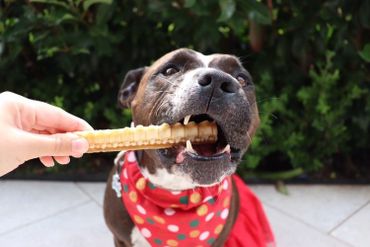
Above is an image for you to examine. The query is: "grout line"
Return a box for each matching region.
[262,202,354,247]
[75,182,104,208]
[328,237,361,247]
[328,199,370,234]
[0,200,92,237]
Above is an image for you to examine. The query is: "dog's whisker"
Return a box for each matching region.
[156,75,180,88]
[151,90,173,95]
[270,113,279,120]
[246,131,252,146]
[154,93,175,118]
[156,91,175,94]
[256,96,281,104]
[237,54,252,64]
[256,110,279,120]
[155,101,167,117]
[149,92,169,118]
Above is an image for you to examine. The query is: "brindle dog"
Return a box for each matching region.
[104,48,260,247]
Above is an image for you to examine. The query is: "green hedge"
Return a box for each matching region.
[1,0,369,179]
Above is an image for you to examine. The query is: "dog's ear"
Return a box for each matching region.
[117,67,147,109]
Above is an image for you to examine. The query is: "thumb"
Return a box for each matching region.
[20,131,89,160]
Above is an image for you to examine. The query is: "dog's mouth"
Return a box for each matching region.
[158,114,241,164]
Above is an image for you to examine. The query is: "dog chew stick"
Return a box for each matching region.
[74,121,218,153]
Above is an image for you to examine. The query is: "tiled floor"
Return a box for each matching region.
[0,180,369,247]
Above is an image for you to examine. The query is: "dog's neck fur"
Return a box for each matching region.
[138,151,197,190]
[138,151,228,191]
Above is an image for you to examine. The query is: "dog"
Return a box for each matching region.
[103,48,275,247]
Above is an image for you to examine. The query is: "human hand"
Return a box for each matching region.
[0,91,93,176]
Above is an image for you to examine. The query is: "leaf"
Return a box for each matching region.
[96,3,114,25]
[168,23,175,33]
[83,0,112,11]
[52,95,64,108]
[326,23,335,41]
[241,0,271,25]
[252,168,305,181]
[30,0,70,9]
[218,0,236,22]
[0,42,4,57]
[359,0,370,28]
[6,42,23,62]
[248,9,271,25]
[56,13,79,25]
[0,22,4,34]
[359,43,370,63]
[275,180,289,195]
[71,47,90,55]
[184,0,196,8]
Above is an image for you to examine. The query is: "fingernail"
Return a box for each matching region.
[72,138,89,154]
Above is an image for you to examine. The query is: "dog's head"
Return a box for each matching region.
[118,48,259,189]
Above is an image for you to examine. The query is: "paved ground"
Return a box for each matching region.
[0,180,369,247]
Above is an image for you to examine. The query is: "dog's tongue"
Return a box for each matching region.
[175,144,217,164]
[193,143,217,156]
[176,151,185,163]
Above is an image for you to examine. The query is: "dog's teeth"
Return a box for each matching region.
[184,115,191,125]
[222,144,231,154]
[75,122,218,153]
[186,140,196,153]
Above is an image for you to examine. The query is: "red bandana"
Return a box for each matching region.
[119,151,232,247]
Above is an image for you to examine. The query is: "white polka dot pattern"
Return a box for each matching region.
[136,204,146,215]
[221,208,229,219]
[199,231,210,241]
[141,228,152,238]
[164,207,176,216]
[223,179,228,190]
[202,196,213,203]
[127,151,136,162]
[205,212,215,222]
[167,224,179,232]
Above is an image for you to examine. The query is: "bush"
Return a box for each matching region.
[1,0,369,180]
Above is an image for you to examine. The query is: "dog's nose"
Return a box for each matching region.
[198,71,238,95]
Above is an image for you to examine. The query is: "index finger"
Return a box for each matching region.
[29,100,93,132]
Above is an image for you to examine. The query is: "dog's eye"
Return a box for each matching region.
[236,75,248,87]
[162,66,179,76]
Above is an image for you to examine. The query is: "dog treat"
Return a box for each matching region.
[75,121,218,153]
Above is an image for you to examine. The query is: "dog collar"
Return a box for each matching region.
[117,151,232,247]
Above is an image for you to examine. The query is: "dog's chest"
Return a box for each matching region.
[116,151,232,247]
[130,226,151,247]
